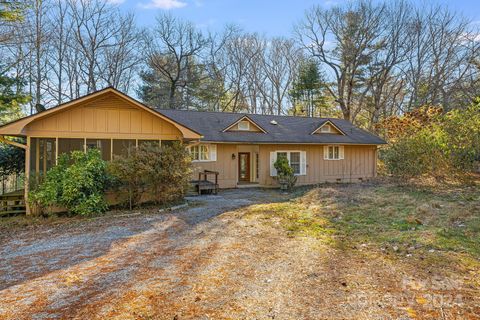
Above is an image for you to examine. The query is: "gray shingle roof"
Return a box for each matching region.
[158,109,387,145]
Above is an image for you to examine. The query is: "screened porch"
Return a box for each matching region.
[29,137,177,177]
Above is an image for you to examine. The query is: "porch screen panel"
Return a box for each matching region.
[112,139,135,157]
[161,140,177,147]
[138,140,160,148]
[86,139,111,161]
[30,138,56,176]
[29,138,37,175]
[58,138,84,156]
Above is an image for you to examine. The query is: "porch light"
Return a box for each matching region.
[232,153,236,160]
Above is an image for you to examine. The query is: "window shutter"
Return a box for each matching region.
[209,144,217,161]
[300,151,307,175]
[323,146,328,160]
[339,146,344,159]
[270,151,277,176]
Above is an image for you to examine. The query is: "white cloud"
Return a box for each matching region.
[139,0,187,9]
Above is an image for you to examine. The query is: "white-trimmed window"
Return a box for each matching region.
[189,144,217,162]
[324,145,344,160]
[270,151,306,176]
[238,120,250,131]
[320,124,331,133]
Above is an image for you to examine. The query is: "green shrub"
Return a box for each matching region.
[381,99,480,178]
[107,148,146,210]
[108,141,191,209]
[441,101,480,171]
[0,139,25,176]
[274,155,297,190]
[29,149,110,215]
[381,127,450,178]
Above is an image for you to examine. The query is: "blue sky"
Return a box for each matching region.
[112,0,480,37]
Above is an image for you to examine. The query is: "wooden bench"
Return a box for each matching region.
[191,170,219,195]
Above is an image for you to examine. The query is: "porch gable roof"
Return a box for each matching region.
[0,87,202,140]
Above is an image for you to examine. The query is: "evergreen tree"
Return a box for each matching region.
[0,75,29,123]
[138,55,224,110]
[0,0,25,22]
[1,0,29,122]
[289,60,329,117]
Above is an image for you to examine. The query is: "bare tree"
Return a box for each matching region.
[362,0,412,129]
[203,24,242,111]
[403,4,480,111]
[262,38,301,115]
[145,14,207,109]
[243,34,266,113]
[5,0,143,111]
[296,1,387,121]
[24,0,50,112]
[100,13,143,92]
[45,0,72,104]
[221,33,263,112]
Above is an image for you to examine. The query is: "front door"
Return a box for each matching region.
[238,152,250,182]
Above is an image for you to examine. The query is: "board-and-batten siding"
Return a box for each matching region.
[191,144,377,189]
[191,144,238,188]
[258,145,376,186]
[25,93,183,140]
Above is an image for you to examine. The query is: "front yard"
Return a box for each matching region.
[0,181,479,319]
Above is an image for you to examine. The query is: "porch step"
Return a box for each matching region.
[0,190,26,216]
[236,183,260,188]
[0,209,26,216]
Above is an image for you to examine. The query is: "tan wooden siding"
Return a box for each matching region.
[201,144,377,188]
[258,145,376,186]
[25,93,183,140]
[191,144,238,188]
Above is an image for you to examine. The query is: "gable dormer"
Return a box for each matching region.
[223,116,267,133]
[311,120,345,135]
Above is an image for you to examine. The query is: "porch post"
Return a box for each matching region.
[55,137,58,165]
[25,136,31,215]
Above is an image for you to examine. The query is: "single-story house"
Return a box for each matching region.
[0,87,386,214]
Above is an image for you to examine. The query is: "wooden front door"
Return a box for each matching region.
[238,152,250,182]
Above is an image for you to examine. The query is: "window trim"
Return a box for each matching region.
[189,143,216,162]
[324,145,344,160]
[272,150,306,176]
[289,151,301,175]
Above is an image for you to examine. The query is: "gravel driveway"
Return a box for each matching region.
[0,187,477,319]
[0,189,287,319]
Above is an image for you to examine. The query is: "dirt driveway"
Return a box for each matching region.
[0,187,478,319]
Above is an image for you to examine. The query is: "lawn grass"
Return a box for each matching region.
[244,180,480,275]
